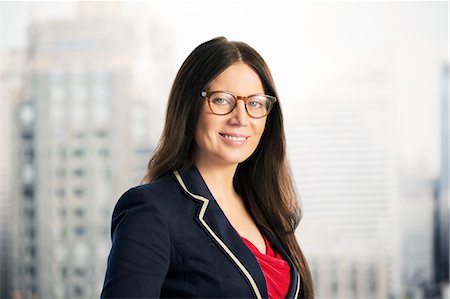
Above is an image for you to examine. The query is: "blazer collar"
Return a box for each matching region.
[173,165,300,299]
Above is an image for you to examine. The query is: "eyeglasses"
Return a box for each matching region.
[201,90,277,119]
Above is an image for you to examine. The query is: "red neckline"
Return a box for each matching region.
[240,234,272,256]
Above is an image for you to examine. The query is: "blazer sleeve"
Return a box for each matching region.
[101,187,171,298]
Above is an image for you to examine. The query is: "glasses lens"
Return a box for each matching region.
[208,92,235,114]
[246,95,273,118]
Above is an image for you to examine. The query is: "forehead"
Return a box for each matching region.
[209,62,264,95]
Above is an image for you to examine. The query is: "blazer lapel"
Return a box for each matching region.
[173,166,268,299]
[260,226,301,299]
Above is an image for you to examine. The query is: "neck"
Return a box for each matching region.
[194,158,239,204]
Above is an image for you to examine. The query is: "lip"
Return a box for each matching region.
[220,132,250,138]
[219,132,250,146]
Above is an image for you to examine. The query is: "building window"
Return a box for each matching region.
[20,102,35,126]
[74,188,84,197]
[368,264,378,295]
[74,285,84,297]
[95,129,108,138]
[23,144,34,163]
[28,245,36,258]
[27,226,36,238]
[22,185,34,198]
[74,208,85,218]
[74,168,85,177]
[24,207,35,219]
[330,261,338,295]
[73,132,86,139]
[22,164,35,184]
[75,226,86,236]
[73,148,84,157]
[74,267,86,276]
[350,264,358,297]
[59,207,67,218]
[26,265,36,276]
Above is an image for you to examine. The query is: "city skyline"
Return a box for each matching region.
[2,1,447,176]
[1,1,448,299]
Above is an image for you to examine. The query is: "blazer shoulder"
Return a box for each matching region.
[114,172,178,209]
[102,176,173,297]
[110,172,180,234]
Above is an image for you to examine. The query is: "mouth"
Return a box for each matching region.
[219,133,250,146]
[219,133,249,141]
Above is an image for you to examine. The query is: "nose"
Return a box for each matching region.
[229,99,249,126]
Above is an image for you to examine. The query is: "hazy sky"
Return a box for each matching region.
[2,1,448,176]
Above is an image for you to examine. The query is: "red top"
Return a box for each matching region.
[241,234,291,299]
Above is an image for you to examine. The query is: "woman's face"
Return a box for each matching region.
[194,62,267,167]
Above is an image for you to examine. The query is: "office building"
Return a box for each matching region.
[12,3,156,298]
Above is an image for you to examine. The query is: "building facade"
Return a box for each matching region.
[12,6,155,298]
[1,49,27,299]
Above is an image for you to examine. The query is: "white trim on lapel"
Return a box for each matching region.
[294,271,300,298]
[174,170,263,299]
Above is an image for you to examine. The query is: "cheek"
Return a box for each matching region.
[254,119,267,138]
[194,117,206,147]
[195,112,220,145]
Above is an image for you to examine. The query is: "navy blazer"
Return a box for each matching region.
[101,165,301,298]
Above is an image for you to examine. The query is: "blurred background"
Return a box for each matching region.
[0,1,448,299]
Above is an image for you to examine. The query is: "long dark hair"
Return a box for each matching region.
[142,36,314,298]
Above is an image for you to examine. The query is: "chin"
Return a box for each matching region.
[220,152,253,165]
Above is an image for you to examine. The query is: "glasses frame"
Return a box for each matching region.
[201,90,277,119]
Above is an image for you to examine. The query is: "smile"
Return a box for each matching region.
[220,134,248,141]
[219,133,249,146]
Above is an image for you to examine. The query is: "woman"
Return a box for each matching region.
[101,36,314,299]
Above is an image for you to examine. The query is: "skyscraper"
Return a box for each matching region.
[12,3,155,298]
[432,64,449,299]
[1,49,26,299]
[398,170,435,298]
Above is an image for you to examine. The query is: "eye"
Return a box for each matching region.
[211,96,232,105]
[212,97,225,104]
[248,101,262,108]
[247,98,264,109]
